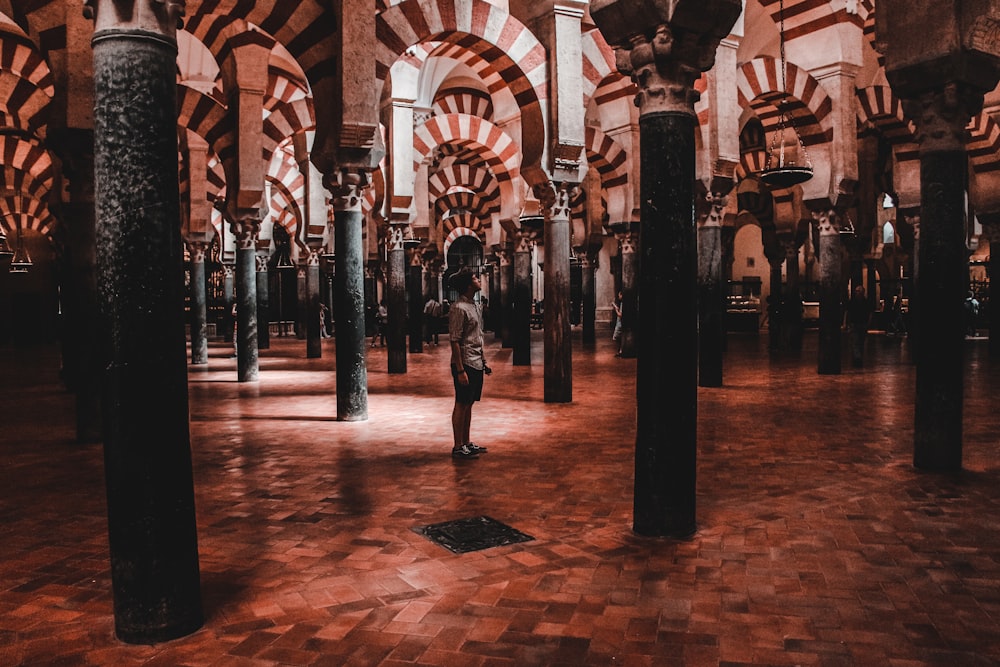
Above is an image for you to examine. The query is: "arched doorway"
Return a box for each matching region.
[444,235,484,301]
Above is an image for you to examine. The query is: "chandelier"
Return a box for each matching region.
[758,0,813,189]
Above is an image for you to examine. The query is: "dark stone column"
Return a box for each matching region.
[189,241,209,363]
[512,233,533,366]
[697,195,725,387]
[52,127,103,441]
[815,210,843,375]
[783,235,804,350]
[222,264,234,343]
[617,227,638,359]
[766,253,783,352]
[386,224,407,373]
[306,250,322,358]
[255,255,269,351]
[537,181,576,403]
[632,108,698,537]
[90,2,202,642]
[329,170,369,421]
[580,250,596,345]
[499,246,513,347]
[408,252,423,353]
[295,266,307,340]
[588,3,740,536]
[232,218,260,382]
[905,86,980,470]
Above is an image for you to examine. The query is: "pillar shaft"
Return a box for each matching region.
[232,220,259,382]
[189,244,208,363]
[633,110,698,537]
[817,212,842,375]
[408,259,423,353]
[499,249,513,348]
[330,171,369,421]
[914,150,967,469]
[91,13,202,643]
[539,182,575,403]
[306,252,321,358]
[697,206,723,387]
[255,256,269,351]
[387,226,407,373]
[618,231,638,358]
[513,235,533,366]
[580,253,596,345]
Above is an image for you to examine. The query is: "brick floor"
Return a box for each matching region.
[1,330,999,665]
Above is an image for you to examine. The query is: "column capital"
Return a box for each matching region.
[255,254,268,272]
[85,0,185,40]
[186,239,209,263]
[230,216,260,249]
[326,168,369,213]
[533,181,579,220]
[590,0,740,116]
[902,82,985,153]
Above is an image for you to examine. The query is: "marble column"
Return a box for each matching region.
[537,181,577,403]
[88,0,201,642]
[408,249,423,354]
[386,224,407,373]
[329,169,369,421]
[222,264,234,343]
[766,250,783,352]
[498,246,513,347]
[782,235,804,350]
[232,217,260,382]
[512,233,533,366]
[189,241,209,363]
[697,193,725,386]
[306,249,322,358]
[906,85,981,470]
[295,266,307,340]
[814,209,843,374]
[589,1,740,535]
[255,254,270,351]
[580,250,596,345]
[617,226,638,359]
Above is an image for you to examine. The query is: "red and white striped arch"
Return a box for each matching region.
[968,112,1000,175]
[434,187,490,224]
[442,217,484,257]
[0,164,51,202]
[584,126,628,189]
[855,85,915,145]
[413,113,519,182]
[0,135,53,198]
[267,175,303,239]
[433,87,493,120]
[737,57,833,147]
[0,193,55,237]
[756,0,872,41]
[376,0,546,171]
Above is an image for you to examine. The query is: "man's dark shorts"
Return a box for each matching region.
[452,365,484,404]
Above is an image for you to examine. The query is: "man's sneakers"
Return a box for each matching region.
[451,442,488,459]
[452,444,479,459]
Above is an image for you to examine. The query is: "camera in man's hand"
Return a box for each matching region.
[483,364,492,376]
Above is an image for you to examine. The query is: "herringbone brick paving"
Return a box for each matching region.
[1,331,999,665]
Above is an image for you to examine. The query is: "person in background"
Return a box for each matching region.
[611,291,623,357]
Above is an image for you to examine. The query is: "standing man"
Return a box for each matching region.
[449,267,491,459]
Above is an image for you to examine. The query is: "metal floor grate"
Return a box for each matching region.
[415,515,534,553]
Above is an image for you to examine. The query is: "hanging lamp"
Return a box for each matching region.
[758,0,813,189]
[9,225,31,273]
